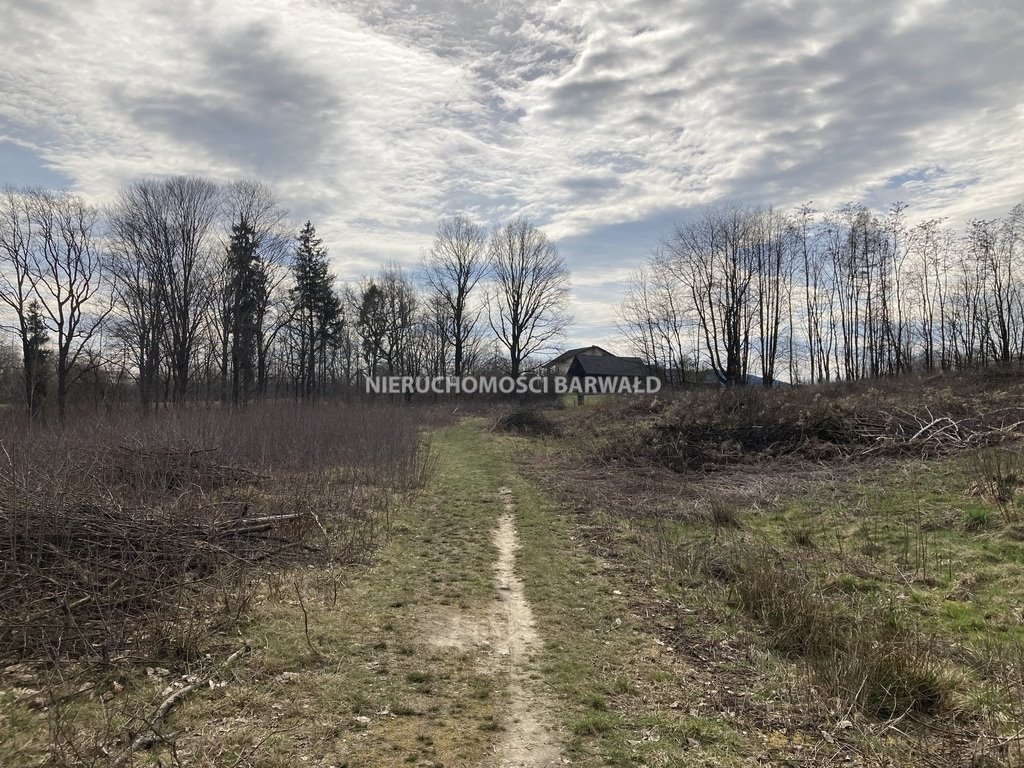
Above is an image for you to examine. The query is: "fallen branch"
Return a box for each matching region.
[113,644,250,765]
[213,512,305,537]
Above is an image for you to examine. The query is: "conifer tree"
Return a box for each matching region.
[225,216,266,405]
[289,222,340,398]
[24,299,50,421]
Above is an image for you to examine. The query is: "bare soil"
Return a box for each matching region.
[426,486,562,767]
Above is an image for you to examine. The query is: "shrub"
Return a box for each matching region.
[493,408,561,437]
[968,447,1023,524]
[726,542,948,718]
[0,401,429,664]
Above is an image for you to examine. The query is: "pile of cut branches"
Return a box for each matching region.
[567,373,1024,470]
[0,441,318,663]
[853,406,1024,457]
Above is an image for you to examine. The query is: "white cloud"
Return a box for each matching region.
[1,0,1022,347]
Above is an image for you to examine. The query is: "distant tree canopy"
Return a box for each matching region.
[620,202,1024,386]
[5,170,1021,418]
[0,176,574,418]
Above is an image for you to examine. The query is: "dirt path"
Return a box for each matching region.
[488,486,561,768]
[426,485,562,767]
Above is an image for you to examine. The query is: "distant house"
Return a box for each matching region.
[545,345,613,376]
[567,354,650,382]
[561,352,655,402]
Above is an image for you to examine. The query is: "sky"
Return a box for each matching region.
[1,0,1022,353]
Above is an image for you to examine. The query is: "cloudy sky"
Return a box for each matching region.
[2,0,1022,349]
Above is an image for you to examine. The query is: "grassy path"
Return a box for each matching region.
[504,445,749,768]
[193,418,751,767]
[164,419,551,767]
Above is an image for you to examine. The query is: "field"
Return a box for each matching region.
[510,373,1024,766]
[2,374,1024,767]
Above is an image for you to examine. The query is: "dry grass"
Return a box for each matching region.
[510,372,1024,766]
[1,402,428,664]
[967,446,1024,524]
[0,401,433,766]
[492,407,563,437]
[718,541,949,719]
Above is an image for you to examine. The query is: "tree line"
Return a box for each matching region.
[0,177,572,421]
[620,201,1024,386]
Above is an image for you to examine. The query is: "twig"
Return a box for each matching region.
[294,581,316,654]
[113,644,249,764]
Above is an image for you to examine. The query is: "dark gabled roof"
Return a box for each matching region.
[569,354,650,377]
[548,345,612,367]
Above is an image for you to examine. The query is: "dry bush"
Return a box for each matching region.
[680,539,950,720]
[565,372,1024,471]
[968,637,1024,766]
[731,544,947,718]
[967,447,1024,524]
[707,493,744,532]
[493,408,562,437]
[0,401,428,665]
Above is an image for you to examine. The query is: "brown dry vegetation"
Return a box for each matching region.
[571,368,1024,470]
[0,401,432,765]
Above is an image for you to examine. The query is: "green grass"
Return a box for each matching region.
[504,438,750,767]
[502,405,1024,766]
[743,455,1024,649]
[634,453,1024,733]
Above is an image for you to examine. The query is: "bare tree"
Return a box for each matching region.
[108,177,221,403]
[619,265,662,374]
[28,190,111,421]
[487,217,571,377]
[356,265,418,377]
[618,259,694,386]
[664,206,756,386]
[968,216,1019,365]
[750,207,791,387]
[0,188,44,418]
[793,204,838,383]
[107,199,164,410]
[906,217,953,371]
[421,292,454,377]
[380,265,420,376]
[422,215,487,376]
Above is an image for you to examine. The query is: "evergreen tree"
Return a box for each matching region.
[289,222,341,398]
[24,299,50,421]
[358,282,388,376]
[225,217,266,405]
